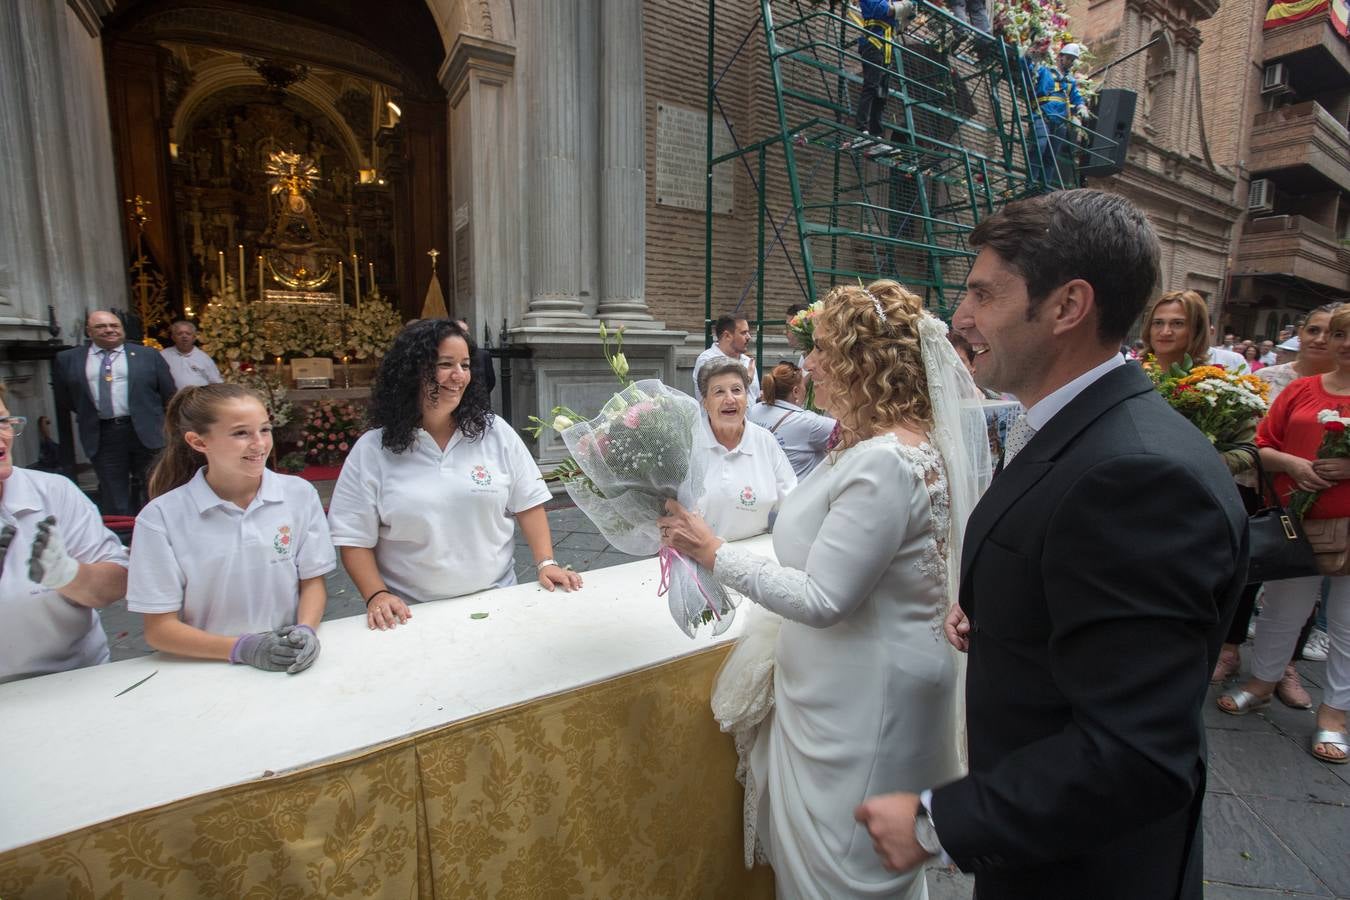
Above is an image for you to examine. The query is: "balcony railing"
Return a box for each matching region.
[1249,102,1350,193]
[1236,214,1350,293]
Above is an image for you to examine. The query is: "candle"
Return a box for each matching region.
[338,260,345,304]
[352,254,361,307]
[368,262,375,293]
[275,356,284,377]
[237,245,245,299]
[257,255,264,301]
[217,251,226,296]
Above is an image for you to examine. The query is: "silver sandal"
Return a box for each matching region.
[1310,729,1349,765]
[1217,688,1272,716]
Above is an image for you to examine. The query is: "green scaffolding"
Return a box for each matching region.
[704,0,1111,358]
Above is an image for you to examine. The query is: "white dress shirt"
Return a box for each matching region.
[693,345,762,403]
[127,468,336,636]
[1024,353,1126,430]
[0,468,129,682]
[689,417,797,541]
[161,346,224,389]
[84,344,129,417]
[328,422,553,603]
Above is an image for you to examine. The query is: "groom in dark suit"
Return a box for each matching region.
[53,310,177,516]
[856,190,1247,899]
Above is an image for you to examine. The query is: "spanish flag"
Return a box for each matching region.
[1264,0,1346,36]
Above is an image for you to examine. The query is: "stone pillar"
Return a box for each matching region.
[524,0,587,324]
[597,0,660,328]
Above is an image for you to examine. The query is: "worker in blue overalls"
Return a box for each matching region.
[1027,42,1090,188]
[852,0,917,148]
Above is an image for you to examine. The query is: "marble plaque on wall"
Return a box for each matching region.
[656,102,734,215]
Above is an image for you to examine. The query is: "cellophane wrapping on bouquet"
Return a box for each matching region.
[559,379,738,637]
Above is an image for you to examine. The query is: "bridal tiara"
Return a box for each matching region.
[865,289,888,326]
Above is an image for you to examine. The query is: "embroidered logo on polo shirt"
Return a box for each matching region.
[738,486,757,508]
[470,465,492,487]
[273,525,293,556]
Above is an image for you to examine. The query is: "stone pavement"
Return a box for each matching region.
[93,499,1350,898]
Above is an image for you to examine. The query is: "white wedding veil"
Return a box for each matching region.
[916,312,991,771]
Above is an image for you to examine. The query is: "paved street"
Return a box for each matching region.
[95,498,1350,898]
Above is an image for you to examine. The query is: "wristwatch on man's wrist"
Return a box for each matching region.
[914,800,943,857]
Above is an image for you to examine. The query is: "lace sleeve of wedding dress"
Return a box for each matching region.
[713,440,919,628]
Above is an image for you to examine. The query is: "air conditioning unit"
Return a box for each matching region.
[1261,63,1290,94]
[1248,178,1276,214]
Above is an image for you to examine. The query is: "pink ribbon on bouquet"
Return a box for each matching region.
[657,546,721,622]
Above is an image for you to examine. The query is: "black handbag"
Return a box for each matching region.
[1245,447,1319,584]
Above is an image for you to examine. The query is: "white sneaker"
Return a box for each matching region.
[1303,628,1329,662]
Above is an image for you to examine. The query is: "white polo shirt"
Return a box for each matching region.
[746,399,837,478]
[0,467,129,683]
[160,346,224,389]
[327,421,552,603]
[689,417,796,542]
[127,468,335,635]
[693,345,762,403]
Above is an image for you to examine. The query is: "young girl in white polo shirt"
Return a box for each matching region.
[127,384,335,673]
[328,318,581,631]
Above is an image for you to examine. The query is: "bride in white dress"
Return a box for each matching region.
[659,280,987,899]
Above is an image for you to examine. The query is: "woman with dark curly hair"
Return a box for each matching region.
[328,319,581,631]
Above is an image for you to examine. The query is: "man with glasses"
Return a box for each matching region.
[53,311,176,516]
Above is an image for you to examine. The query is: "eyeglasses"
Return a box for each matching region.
[0,416,27,436]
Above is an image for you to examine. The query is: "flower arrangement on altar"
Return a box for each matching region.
[345,291,404,360]
[1144,355,1269,473]
[223,362,295,429]
[301,399,364,466]
[197,293,403,365]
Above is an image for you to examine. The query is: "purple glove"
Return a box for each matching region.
[278,623,320,674]
[229,631,300,672]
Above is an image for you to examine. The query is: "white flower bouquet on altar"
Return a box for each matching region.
[558,379,739,637]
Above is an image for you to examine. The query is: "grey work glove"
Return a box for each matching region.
[0,524,17,579]
[229,630,301,672]
[893,0,916,27]
[277,624,320,675]
[28,515,79,590]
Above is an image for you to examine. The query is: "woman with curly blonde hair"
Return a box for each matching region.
[658,279,987,898]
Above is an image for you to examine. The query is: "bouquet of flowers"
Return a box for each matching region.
[558,379,737,637]
[301,399,364,466]
[1145,355,1270,474]
[345,293,403,360]
[1289,411,1350,519]
[787,300,822,353]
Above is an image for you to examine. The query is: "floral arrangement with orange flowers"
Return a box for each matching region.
[1289,411,1350,519]
[301,399,364,466]
[1144,354,1270,473]
[787,300,823,353]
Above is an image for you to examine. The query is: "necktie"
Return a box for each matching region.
[98,349,116,419]
[1003,413,1036,466]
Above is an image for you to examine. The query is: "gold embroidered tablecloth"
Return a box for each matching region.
[0,647,773,899]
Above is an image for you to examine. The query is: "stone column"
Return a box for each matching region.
[524,0,587,324]
[597,0,660,328]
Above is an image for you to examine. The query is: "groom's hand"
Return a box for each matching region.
[944,604,971,652]
[855,792,932,873]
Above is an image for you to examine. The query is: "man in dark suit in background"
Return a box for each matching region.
[856,190,1248,899]
[53,310,177,516]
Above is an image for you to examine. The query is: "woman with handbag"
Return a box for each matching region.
[1217,307,1350,765]
[1213,304,1341,696]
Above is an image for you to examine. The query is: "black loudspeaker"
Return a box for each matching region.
[1079,88,1136,178]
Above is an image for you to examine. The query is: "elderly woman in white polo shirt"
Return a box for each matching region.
[691,358,797,542]
[329,319,581,631]
[0,384,129,683]
[747,360,837,479]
